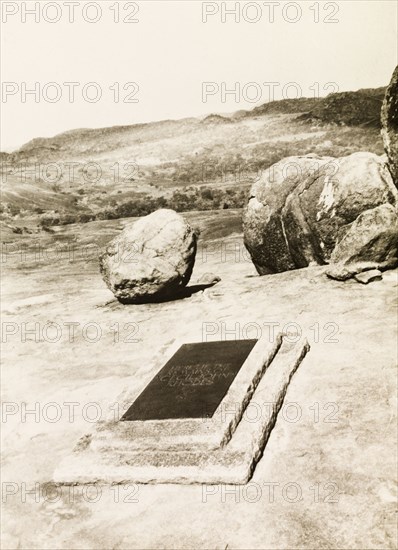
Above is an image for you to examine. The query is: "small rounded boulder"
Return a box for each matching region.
[99,209,197,303]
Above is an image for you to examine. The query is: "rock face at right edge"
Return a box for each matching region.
[243,152,398,275]
[381,65,398,187]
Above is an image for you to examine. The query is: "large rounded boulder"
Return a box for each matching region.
[243,152,398,275]
[100,209,197,303]
[381,65,398,187]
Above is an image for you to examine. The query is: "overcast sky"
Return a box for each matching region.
[1,0,397,150]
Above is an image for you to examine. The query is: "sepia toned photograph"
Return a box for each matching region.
[1,1,397,548]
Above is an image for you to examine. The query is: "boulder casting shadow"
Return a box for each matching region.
[116,281,219,304]
[100,209,198,304]
[243,152,398,275]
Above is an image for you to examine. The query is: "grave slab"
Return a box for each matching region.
[121,339,258,420]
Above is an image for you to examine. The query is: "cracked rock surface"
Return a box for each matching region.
[99,209,197,303]
[243,152,398,275]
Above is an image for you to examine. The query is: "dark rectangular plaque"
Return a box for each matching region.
[121,339,258,421]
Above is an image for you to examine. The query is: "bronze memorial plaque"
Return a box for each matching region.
[121,339,258,421]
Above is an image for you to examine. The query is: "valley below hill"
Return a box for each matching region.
[1,87,386,231]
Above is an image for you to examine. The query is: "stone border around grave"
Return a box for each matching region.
[53,336,310,485]
[89,334,283,453]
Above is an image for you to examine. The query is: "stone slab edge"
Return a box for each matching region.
[90,333,283,452]
[53,337,310,485]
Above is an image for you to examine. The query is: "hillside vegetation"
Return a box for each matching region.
[0,87,386,231]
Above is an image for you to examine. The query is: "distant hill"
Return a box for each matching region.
[5,86,386,160]
[0,86,387,229]
[201,114,233,125]
[301,87,386,127]
[244,87,386,127]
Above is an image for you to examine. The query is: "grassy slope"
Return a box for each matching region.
[0,87,386,228]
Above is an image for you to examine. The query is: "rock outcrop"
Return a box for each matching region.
[326,257,398,281]
[381,66,398,187]
[196,273,221,286]
[354,269,383,285]
[99,209,197,303]
[330,203,398,264]
[243,152,398,275]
